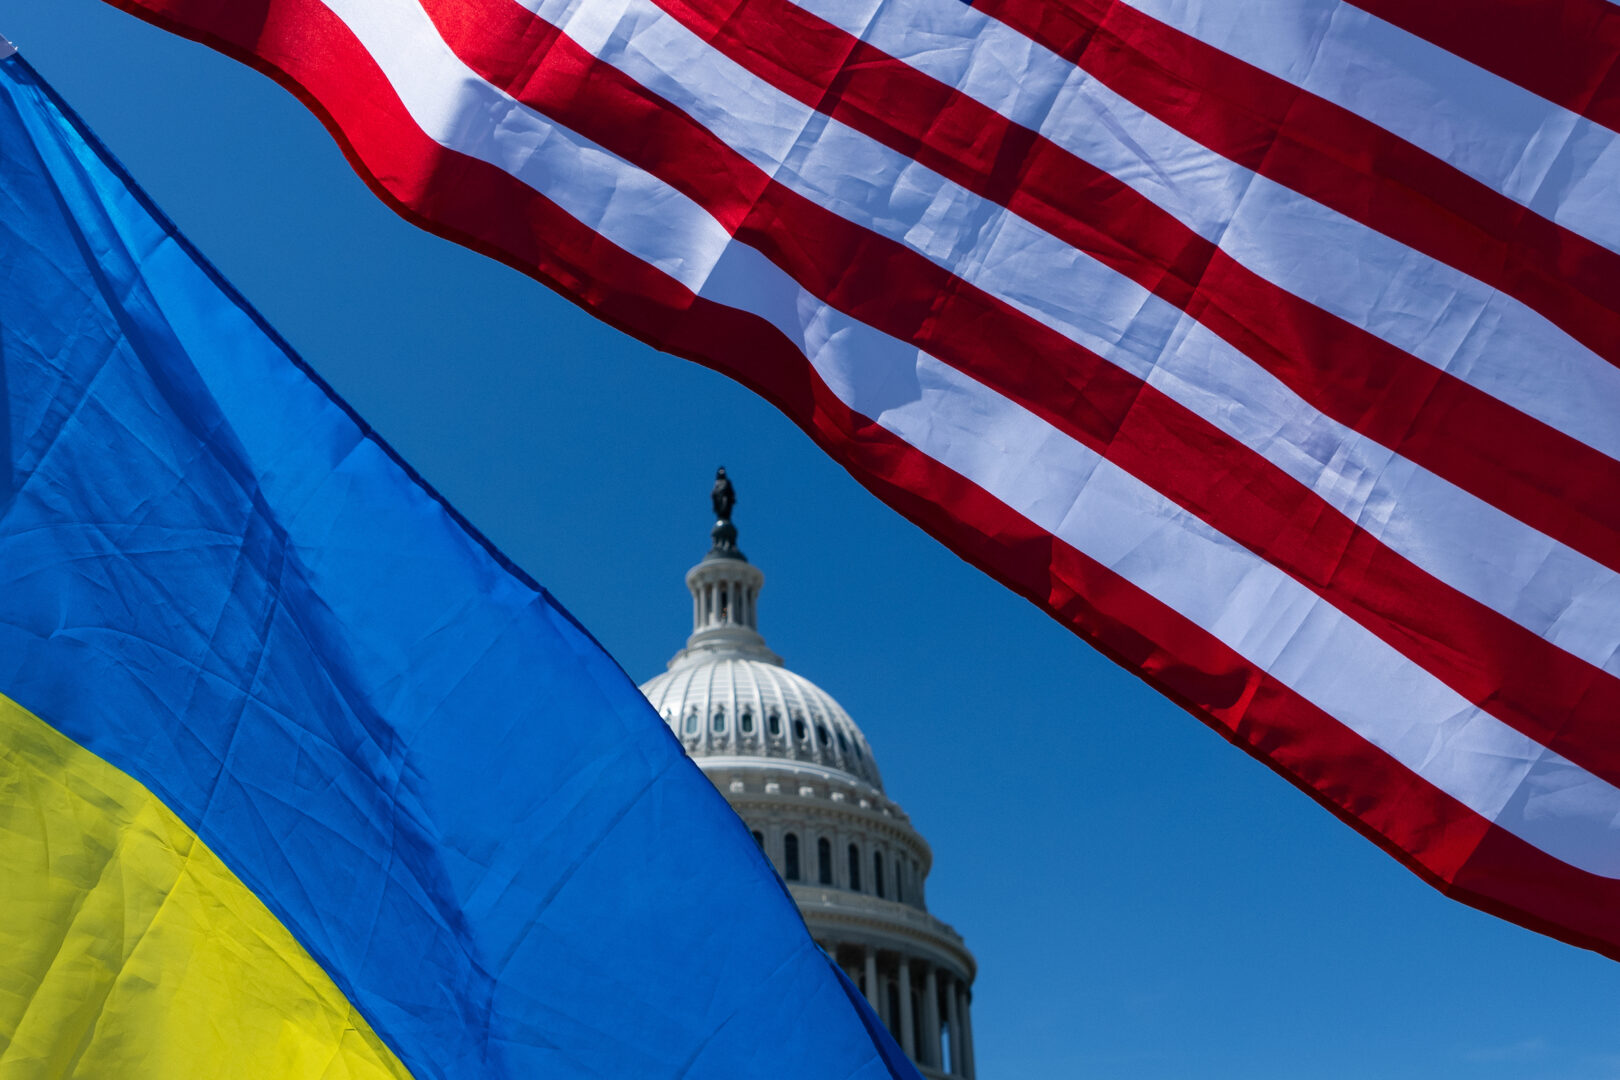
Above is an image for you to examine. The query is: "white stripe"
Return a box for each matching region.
[321,0,1620,876]
[319,0,730,291]
[511,0,1620,678]
[781,0,1620,467]
[1118,0,1620,256]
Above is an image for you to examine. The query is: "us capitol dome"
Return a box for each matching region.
[639,469,978,1079]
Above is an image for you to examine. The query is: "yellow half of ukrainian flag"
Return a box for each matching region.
[0,692,411,1079]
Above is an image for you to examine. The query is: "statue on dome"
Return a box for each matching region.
[708,467,744,560]
[711,466,736,522]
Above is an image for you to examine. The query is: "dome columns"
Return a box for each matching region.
[834,945,973,1078]
[678,558,781,665]
[897,954,916,1059]
[900,958,973,1079]
[863,945,880,1014]
[923,965,940,1068]
[948,976,971,1080]
[688,559,763,635]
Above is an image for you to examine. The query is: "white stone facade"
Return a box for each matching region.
[640,503,977,1078]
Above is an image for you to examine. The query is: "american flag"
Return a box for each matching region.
[104,0,1620,957]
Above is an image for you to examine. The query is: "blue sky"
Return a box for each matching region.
[6,4,1620,1076]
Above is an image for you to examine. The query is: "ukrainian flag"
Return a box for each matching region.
[0,48,912,1080]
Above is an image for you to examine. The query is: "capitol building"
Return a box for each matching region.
[639,472,978,1079]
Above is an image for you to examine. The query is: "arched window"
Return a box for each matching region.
[848,843,862,892]
[751,830,764,849]
[684,709,698,735]
[895,863,904,904]
[784,833,801,881]
[793,716,807,741]
[837,731,849,755]
[712,708,726,734]
[874,852,885,898]
[740,707,755,734]
[768,709,782,736]
[816,723,831,746]
[817,837,833,885]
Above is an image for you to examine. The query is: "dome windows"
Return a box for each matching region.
[817,838,833,885]
[874,852,885,899]
[784,833,801,881]
[847,844,862,892]
[639,663,884,789]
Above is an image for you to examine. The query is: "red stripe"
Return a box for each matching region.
[970,0,1620,375]
[409,0,1620,793]
[635,0,1620,599]
[103,0,1620,962]
[1350,0,1620,137]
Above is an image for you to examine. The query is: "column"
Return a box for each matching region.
[897,955,915,1061]
[862,946,879,1011]
[960,990,975,1080]
[945,974,962,1076]
[876,964,890,1028]
[765,824,782,877]
[922,963,940,1068]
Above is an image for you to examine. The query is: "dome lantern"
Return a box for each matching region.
[669,467,781,668]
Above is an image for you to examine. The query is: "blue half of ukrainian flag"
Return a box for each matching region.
[0,49,915,1080]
